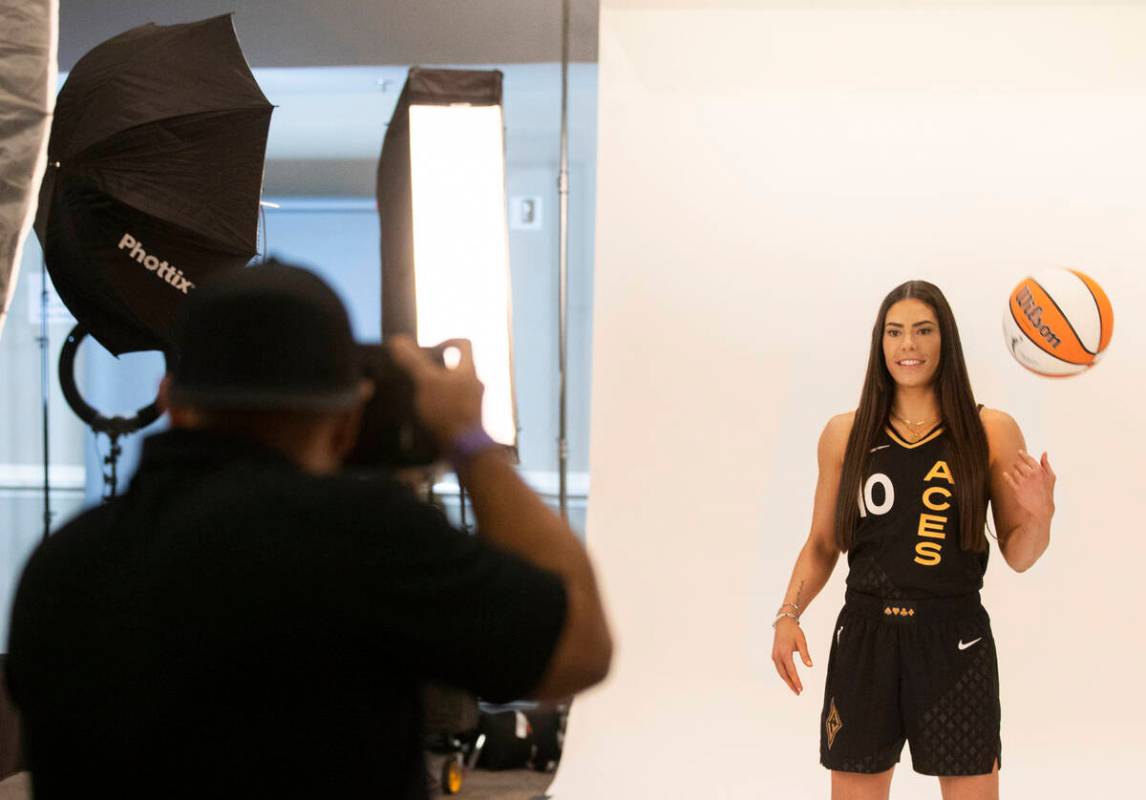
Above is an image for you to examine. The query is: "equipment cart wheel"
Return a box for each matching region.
[441,753,463,795]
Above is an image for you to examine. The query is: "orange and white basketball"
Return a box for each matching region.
[1003,269,1114,377]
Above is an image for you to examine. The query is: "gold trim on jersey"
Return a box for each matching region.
[885,426,944,450]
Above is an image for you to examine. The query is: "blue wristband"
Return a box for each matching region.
[449,426,497,469]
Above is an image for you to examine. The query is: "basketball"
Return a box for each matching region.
[1003,269,1114,377]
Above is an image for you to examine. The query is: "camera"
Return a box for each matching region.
[343,343,444,469]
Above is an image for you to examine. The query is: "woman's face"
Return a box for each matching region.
[882,298,941,389]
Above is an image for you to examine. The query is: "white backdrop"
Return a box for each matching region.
[552,2,1146,797]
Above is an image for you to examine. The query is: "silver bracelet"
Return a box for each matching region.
[772,611,800,628]
[778,600,801,613]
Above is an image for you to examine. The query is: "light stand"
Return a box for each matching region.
[39,259,51,539]
[557,0,572,521]
[56,326,165,501]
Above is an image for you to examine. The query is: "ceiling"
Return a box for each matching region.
[255,64,598,162]
[56,3,600,195]
[58,0,599,70]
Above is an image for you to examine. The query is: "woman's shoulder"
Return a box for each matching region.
[977,406,1023,460]
[978,406,1019,435]
[818,410,856,460]
[824,410,856,434]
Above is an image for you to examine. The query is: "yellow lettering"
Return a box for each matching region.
[917,513,947,539]
[922,486,951,511]
[914,541,942,566]
[914,475,951,566]
[923,460,954,484]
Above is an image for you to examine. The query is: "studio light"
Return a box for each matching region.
[378,68,517,450]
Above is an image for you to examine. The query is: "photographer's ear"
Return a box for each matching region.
[357,377,376,405]
[157,374,172,413]
[158,374,205,429]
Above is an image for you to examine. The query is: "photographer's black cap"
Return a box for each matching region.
[168,260,362,411]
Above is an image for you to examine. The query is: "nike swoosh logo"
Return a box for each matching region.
[958,637,983,651]
[869,444,890,453]
[837,625,844,645]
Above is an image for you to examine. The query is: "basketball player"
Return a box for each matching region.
[771,281,1055,800]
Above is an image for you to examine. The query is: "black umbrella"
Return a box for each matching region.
[33,14,272,356]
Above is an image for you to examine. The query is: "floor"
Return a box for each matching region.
[441,767,553,800]
[0,773,27,800]
[425,751,554,799]
[1,769,554,800]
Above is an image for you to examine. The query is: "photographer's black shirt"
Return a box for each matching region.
[5,428,567,799]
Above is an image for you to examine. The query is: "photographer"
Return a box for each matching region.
[5,262,612,798]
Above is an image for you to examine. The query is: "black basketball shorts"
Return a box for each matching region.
[819,590,1001,776]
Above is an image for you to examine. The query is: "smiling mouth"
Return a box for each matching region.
[896,359,926,367]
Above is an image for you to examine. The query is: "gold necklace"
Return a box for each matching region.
[890,409,938,442]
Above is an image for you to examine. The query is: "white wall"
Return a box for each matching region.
[553,2,1146,797]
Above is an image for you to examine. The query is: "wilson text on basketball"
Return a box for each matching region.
[1014,286,1063,349]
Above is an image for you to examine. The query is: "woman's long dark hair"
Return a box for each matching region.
[833,281,990,553]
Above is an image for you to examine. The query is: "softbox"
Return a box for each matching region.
[377,68,518,449]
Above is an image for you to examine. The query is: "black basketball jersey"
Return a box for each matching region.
[846,424,988,599]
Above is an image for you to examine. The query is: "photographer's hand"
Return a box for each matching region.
[387,334,613,700]
[387,336,484,447]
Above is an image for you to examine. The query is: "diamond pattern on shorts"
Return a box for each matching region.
[829,738,904,774]
[847,556,904,599]
[912,644,1001,775]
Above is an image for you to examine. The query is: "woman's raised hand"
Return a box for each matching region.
[1002,450,1056,522]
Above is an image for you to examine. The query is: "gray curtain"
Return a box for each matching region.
[0,0,57,341]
